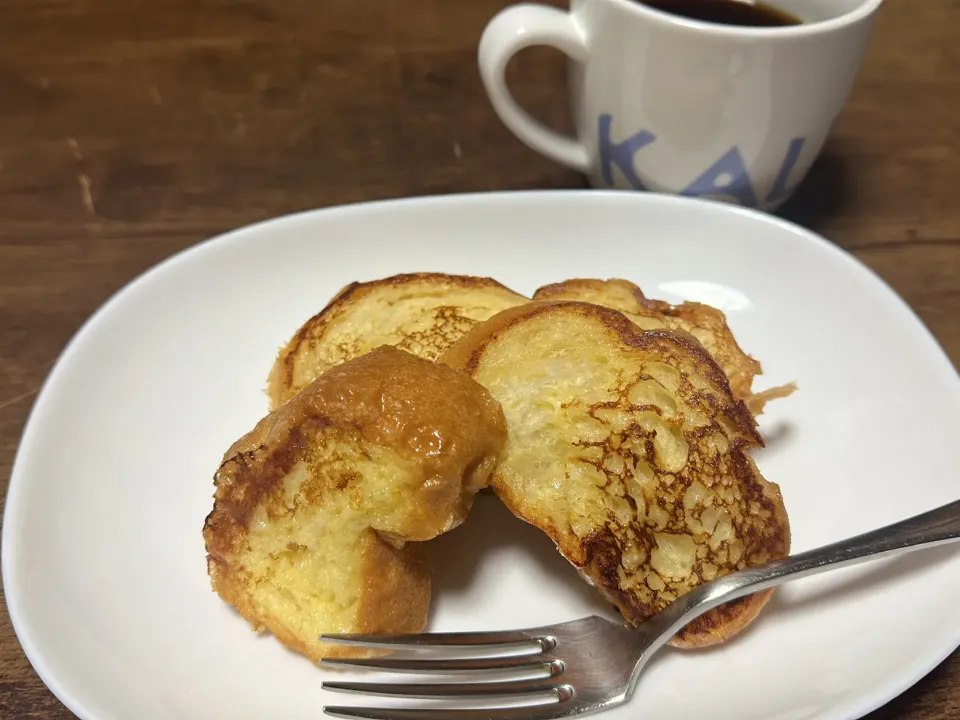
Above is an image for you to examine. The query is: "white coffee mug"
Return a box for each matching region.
[479,0,883,211]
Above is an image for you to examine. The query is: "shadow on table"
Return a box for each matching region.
[778,147,851,232]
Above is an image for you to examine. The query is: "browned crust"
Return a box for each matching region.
[443,300,759,441]
[355,532,431,635]
[669,589,776,648]
[208,346,507,556]
[202,417,323,562]
[268,273,527,407]
[497,443,787,649]
[532,279,764,402]
[534,278,649,314]
[440,300,790,647]
[205,347,507,661]
[641,297,762,401]
[206,532,430,661]
[670,449,790,647]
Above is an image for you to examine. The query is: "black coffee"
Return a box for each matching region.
[638,0,801,27]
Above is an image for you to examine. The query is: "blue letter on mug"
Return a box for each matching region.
[598,114,655,190]
[765,137,805,205]
[681,146,758,207]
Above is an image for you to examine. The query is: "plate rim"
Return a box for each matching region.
[3,189,957,720]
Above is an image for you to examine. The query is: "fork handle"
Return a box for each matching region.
[657,497,960,641]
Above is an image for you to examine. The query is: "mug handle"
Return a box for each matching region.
[478,4,591,173]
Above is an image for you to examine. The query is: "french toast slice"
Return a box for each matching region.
[532,279,784,409]
[204,346,506,661]
[268,273,527,409]
[441,301,790,647]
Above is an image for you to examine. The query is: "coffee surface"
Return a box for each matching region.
[637,0,801,27]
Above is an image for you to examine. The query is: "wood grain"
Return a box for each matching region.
[0,0,957,717]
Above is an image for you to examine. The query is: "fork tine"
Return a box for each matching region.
[322,703,569,720]
[321,655,563,675]
[323,677,565,699]
[320,630,552,651]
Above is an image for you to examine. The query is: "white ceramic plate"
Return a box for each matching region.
[4,191,960,720]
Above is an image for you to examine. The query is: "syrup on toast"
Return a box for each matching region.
[442,301,790,647]
[204,346,506,661]
[532,278,795,411]
[268,273,527,409]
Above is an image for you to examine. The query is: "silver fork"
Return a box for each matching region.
[319,498,960,720]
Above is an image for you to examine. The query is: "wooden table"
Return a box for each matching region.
[1,0,957,717]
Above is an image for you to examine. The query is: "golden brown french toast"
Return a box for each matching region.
[268,273,528,409]
[532,279,766,405]
[204,346,507,661]
[442,301,790,647]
